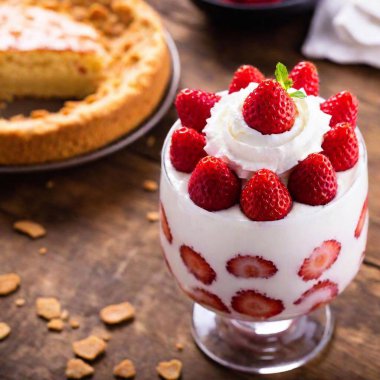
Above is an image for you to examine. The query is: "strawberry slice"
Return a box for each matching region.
[160,203,173,244]
[180,245,216,285]
[161,247,173,275]
[226,255,278,279]
[231,290,284,319]
[294,280,339,313]
[298,240,341,281]
[355,196,368,239]
[187,287,229,313]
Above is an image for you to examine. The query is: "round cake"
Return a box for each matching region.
[0,0,171,165]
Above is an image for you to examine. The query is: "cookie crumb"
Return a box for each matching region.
[70,319,80,329]
[92,328,111,342]
[66,358,94,379]
[156,360,182,380]
[146,211,159,223]
[146,136,156,147]
[36,297,61,320]
[46,180,55,189]
[142,180,158,192]
[175,343,184,352]
[47,318,64,332]
[0,273,21,296]
[61,310,70,321]
[100,302,135,325]
[15,298,26,307]
[72,335,106,361]
[39,247,48,255]
[113,359,136,379]
[14,220,46,239]
[0,323,11,341]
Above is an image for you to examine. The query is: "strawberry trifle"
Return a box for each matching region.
[159,62,368,373]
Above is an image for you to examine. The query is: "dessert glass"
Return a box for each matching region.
[159,115,368,374]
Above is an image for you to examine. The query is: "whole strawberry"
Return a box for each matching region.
[240,169,292,221]
[288,153,337,206]
[229,65,265,94]
[170,127,206,173]
[243,79,296,135]
[188,156,240,211]
[322,122,359,172]
[175,89,220,132]
[289,61,319,96]
[320,91,358,128]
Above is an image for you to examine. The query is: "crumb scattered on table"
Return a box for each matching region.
[15,298,26,307]
[100,302,135,325]
[146,135,156,147]
[175,342,184,352]
[14,220,46,239]
[113,359,136,379]
[146,211,159,223]
[91,327,111,342]
[39,247,48,255]
[36,297,61,320]
[143,179,158,192]
[156,360,182,380]
[0,273,21,296]
[72,335,106,361]
[66,358,94,379]
[0,323,11,341]
[61,310,70,321]
[47,318,64,332]
[69,319,80,329]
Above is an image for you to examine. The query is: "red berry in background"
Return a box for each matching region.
[229,65,265,94]
[188,156,240,212]
[322,122,359,172]
[288,153,338,206]
[289,61,319,96]
[175,89,221,132]
[231,289,284,319]
[240,169,292,221]
[320,91,358,128]
[170,127,206,173]
[243,79,296,135]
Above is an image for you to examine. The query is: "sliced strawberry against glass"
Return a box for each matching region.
[298,240,341,281]
[229,65,265,94]
[231,290,284,319]
[294,280,339,313]
[355,195,368,239]
[175,89,221,132]
[180,245,217,285]
[226,255,278,279]
[187,287,230,314]
[160,203,173,244]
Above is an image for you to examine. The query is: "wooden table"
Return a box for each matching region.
[1,1,380,379]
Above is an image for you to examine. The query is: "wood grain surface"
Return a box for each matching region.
[0,1,380,379]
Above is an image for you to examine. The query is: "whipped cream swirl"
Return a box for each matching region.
[203,83,331,178]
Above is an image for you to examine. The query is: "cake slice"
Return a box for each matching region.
[0,5,106,100]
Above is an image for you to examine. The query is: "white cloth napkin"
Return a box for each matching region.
[302,0,380,68]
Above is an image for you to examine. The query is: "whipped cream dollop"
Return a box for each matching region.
[203,83,332,178]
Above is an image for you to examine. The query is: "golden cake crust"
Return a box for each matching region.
[0,0,171,165]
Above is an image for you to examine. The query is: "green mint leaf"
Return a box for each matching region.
[275,62,293,91]
[290,91,307,99]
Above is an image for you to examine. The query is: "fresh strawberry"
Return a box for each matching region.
[294,280,339,313]
[355,196,368,239]
[298,240,341,281]
[240,169,292,221]
[320,91,359,128]
[160,203,173,244]
[180,245,216,285]
[187,288,229,313]
[169,127,206,173]
[188,156,240,211]
[175,89,221,132]
[243,79,296,135]
[226,255,278,279]
[231,290,284,319]
[229,65,265,94]
[288,153,337,206]
[322,122,359,172]
[289,61,319,96]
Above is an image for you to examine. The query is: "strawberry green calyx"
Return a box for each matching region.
[275,62,306,99]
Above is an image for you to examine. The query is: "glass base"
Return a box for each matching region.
[191,303,334,374]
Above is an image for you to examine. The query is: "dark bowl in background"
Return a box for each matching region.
[190,0,319,22]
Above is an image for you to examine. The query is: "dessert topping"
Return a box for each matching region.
[229,64,265,94]
[289,61,319,96]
